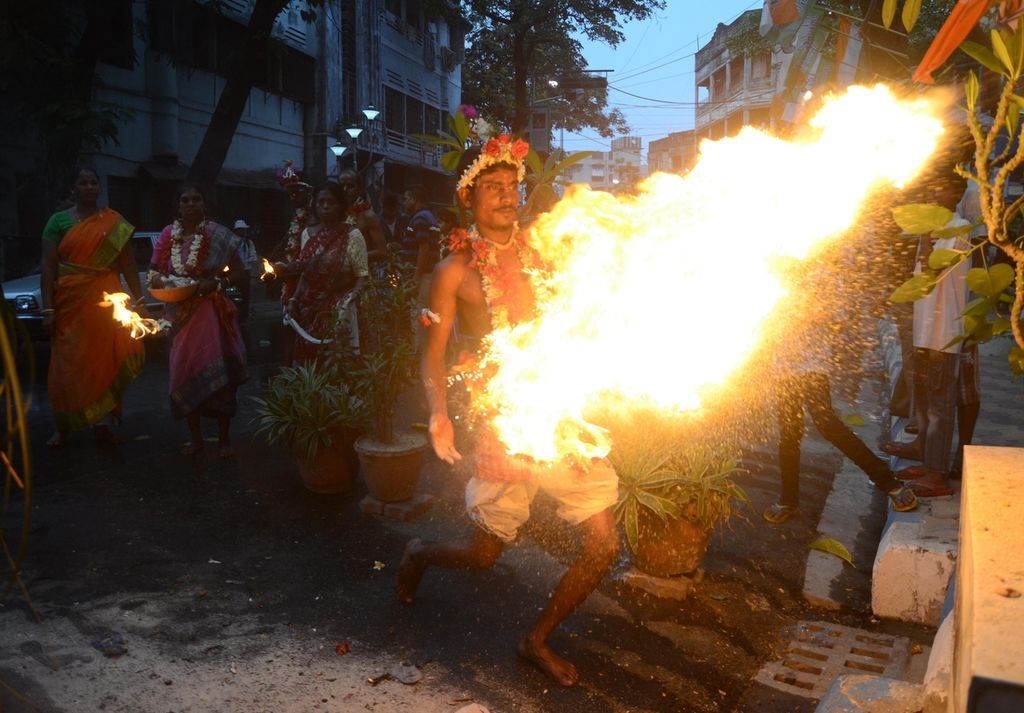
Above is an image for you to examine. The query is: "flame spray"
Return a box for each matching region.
[472,85,947,463]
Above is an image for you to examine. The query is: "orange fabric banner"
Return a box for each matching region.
[913,0,997,83]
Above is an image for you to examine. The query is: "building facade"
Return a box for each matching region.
[564,136,645,192]
[647,130,696,175]
[0,0,464,267]
[694,10,780,144]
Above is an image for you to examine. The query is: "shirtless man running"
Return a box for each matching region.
[394,140,620,688]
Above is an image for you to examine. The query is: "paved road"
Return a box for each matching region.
[0,293,938,713]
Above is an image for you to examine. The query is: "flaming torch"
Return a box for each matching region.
[101,292,164,339]
[471,85,948,463]
[260,258,276,282]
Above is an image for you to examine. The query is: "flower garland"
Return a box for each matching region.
[456,135,529,192]
[284,207,310,262]
[169,218,209,277]
[446,224,543,330]
[346,199,371,218]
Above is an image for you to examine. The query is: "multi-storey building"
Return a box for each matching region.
[693,9,777,143]
[647,130,696,175]
[0,0,464,262]
[564,136,645,192]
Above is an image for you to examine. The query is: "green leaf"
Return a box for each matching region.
[1008,101,1021,140]
[993,318,1012,336]
[524,148,543,176]
[809,536,855,568]
[966,264,1014,298]
[891,272,938,303]
[901,0,922,31]
[962,296,994,318]
[451,110,469,144]
[992,29,1016,75]
[842,413,865,426]
[932,222,978,239]
[442,150,462,173]
[966,70,980,113]
[624,498,639,553]
[960,40,1008,76]
[928,248,965,270]
[635,490,681,520]
[1009,345,1024,377]
[941,334,966,350]
[881,0,897,28]
[892,204,953,234]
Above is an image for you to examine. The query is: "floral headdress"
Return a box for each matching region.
[276,159,311,191]
[456,134,530,192]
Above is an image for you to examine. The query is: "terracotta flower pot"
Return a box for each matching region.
[631,507,712,577]
[296,430,358,495]
[355,432,428,502]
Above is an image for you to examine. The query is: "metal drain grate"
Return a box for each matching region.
[754,621,911,699]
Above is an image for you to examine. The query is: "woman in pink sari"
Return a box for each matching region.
[42,167,147,446]
[149,185,248,457]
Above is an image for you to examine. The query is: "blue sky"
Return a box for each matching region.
[565,0,762,155]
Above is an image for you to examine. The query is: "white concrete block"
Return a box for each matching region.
[814,674,924,713]
[954,446,1024,712]
[923,612,954,713]
[872,519,957,626]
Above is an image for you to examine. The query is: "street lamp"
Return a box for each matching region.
[362,105,380,122]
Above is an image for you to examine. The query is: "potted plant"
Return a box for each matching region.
[252,362,367,494]
[607,409,748,577]
[340,251,428,502]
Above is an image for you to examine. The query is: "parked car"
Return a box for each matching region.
[2,231,248,341]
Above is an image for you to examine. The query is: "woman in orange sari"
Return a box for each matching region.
[41,168,147,446]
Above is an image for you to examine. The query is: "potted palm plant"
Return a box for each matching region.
[252,363,367,494]
[343,251,427,502]
[607,409,748,577]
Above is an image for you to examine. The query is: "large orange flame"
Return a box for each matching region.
[475,85,947,463]
[101,292,164,339]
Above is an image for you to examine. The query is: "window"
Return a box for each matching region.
[728,56,744,93]
[385,87,405,132]
[406,96,424,135]
[751,52,769,80]
[424,107,440,136]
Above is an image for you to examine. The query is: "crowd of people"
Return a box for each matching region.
[36,141,989,688]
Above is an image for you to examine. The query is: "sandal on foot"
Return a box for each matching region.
[762,503,798,524]
[895,465,933,481]
[907,480,955,498]
[887,485,918,512]
[882,441,922,459]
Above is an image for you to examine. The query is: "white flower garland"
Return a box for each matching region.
[169,218,207,276]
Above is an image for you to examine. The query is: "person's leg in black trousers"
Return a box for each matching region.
[764,378,806,523]
[802,373,916,510]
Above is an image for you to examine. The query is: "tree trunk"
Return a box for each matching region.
[186,0,289,183]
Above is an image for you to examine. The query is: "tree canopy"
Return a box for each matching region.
[455,0,665,137]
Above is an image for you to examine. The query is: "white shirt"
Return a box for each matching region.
[913,215,970,353]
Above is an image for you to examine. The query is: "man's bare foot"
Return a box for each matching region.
[395,538,426,605]
[217,443,235,458]
[517,636,579,687]
[180,442,204,456]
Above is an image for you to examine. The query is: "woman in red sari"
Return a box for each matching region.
[149,185,248,457]
[41,167,147,447]
[284,183,368,363]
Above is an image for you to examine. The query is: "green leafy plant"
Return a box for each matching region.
[605,409,748,554]
[325,250,420,445]
[251,362,367,461]
[889,21,1024,375]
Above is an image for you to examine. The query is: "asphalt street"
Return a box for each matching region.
[0,289,936,713]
